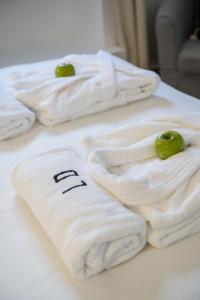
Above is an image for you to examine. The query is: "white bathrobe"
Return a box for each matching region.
[9,50,160,126]
[12,147,146,279]
[83,112,200,248]
[0,82,35,141]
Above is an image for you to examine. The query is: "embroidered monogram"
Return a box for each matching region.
[53,169,87,194]
[62,180,87,194]
[53,170,78,182]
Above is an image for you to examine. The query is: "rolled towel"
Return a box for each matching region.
[11,147,146,279]
[83,112,200,247]
[9,50,160,126]
[0,82,35,141]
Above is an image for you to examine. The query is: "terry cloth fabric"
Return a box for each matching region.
[0,83,35,141]
[83,112,200,248]
[11,147,146,279]
[9,50,160,126]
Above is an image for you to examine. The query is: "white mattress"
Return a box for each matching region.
[1,62,200,300]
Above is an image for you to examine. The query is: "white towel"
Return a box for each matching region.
[0,82,35,141]
[9,50,160,126]
[83,112,200,248]
[11,147,146,279]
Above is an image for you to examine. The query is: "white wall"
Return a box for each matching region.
[0,0,111,67]
[0,0,159,68]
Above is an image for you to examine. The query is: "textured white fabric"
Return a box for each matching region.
[0,83,35,141]
[9,50,160,126]
[83,112,200,248]
[11,147,146,279]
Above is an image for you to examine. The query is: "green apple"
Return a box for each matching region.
[55,63,75,78]
[154,130,185,160]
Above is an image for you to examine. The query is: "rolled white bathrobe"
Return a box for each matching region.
[0,83,35,141]
[9,50,160,126]
[83,112,200,248]
[11,147,146,279]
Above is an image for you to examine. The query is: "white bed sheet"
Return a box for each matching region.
[0,62,200,300]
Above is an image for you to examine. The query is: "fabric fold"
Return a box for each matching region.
[11,147,146,279]
[0,83,35,141]
[83,112,200,247]
[9,50,160,126]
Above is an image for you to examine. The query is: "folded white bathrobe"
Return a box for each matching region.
[83,112,200,248]
[9,50,160,126]
[11,147,146,279]
[0,83,35,141]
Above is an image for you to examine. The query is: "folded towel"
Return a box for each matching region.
[9,50,160,126]
[83,112,200,248]
[11,147,146,279]
[0,82,35,141]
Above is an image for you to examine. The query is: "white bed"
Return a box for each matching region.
[1,62,200,300]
